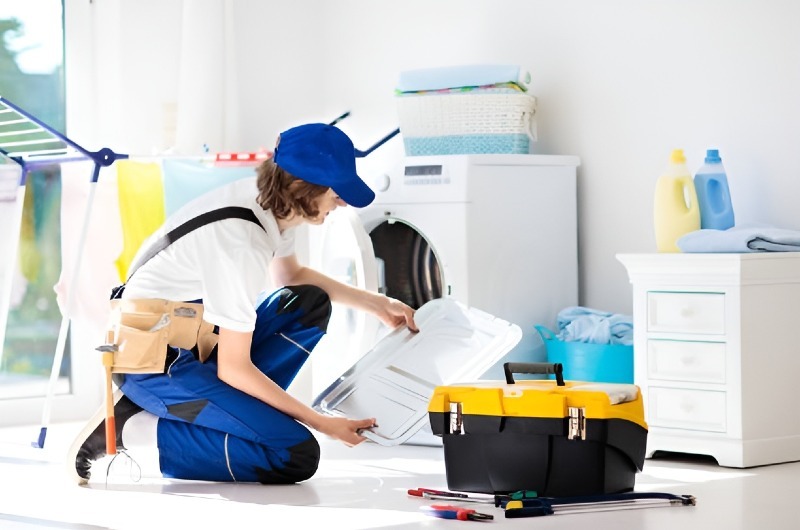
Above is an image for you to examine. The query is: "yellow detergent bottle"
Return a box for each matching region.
[653,149,700,252]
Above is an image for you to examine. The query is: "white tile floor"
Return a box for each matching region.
[1,420,799,529]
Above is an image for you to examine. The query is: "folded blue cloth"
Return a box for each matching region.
[396,64,531,93]
[677,224,800,253]
[556,306,633,346]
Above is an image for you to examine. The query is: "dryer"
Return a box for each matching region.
[307,154,579,395]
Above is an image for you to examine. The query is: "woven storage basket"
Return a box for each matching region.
[396,92,537,156]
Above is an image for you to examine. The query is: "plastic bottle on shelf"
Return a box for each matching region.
[653,149,700,252]
[694,149,735,230]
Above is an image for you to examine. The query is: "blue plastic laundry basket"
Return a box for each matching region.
[535,325,633,384]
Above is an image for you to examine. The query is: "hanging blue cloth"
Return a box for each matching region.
[556,306,633,346]
[162,159,255,216]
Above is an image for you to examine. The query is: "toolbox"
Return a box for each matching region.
[428,362,648,497]
[312,298,523,446]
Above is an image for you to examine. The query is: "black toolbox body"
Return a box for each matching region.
[428,363,647,496]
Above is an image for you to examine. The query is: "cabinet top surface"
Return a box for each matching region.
[616,252,800,284]
[617,252,800,262]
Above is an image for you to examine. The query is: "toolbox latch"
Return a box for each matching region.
[568,407,586,440]
[449,402,464,435]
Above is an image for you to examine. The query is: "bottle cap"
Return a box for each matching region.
[670,149,686,163]
[705,149,721,164]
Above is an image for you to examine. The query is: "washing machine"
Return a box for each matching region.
[307,153,580,396]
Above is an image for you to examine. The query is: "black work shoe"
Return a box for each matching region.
[66,390,143,484]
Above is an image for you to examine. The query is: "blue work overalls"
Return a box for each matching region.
[117,284,330,484]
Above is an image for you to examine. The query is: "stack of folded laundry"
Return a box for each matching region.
[677,224,800,252]
[395,64,538,156]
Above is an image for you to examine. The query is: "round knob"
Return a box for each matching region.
[374,173,390,192]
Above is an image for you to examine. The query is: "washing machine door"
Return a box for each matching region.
[365,217,444,310]
[316,206,379,295]
[310,207,383,394]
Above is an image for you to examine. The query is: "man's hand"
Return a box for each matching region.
[315,415,377,447]
[374,296,419,332]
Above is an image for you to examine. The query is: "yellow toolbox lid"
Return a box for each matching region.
[428,378,647,430]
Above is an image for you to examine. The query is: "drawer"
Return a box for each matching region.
[647,386,726,432]
[647,339,726,384]
[647,292,725,335]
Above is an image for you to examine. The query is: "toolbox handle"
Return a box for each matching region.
[504,362,565,387]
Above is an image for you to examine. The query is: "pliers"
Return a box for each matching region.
[421,504,494,521]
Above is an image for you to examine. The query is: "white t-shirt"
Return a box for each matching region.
[122,177,296,332]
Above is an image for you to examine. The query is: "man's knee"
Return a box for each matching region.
[255,436,320,484]
[276,285,332,332]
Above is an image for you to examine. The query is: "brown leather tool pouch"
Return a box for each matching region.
[106,299,218,373]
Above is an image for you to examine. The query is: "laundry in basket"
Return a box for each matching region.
[536,306,634,384]
[395,64,537,156]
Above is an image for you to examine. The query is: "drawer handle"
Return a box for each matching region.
[680,356,696,366]
[680,400,695,413]
[680,307,694,318]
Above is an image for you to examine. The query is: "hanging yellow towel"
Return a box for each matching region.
[18,175,40,282]
[115,160,165,282]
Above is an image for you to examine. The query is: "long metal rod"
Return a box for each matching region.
[34,166,100,448]
[354,128,400,158]
[504,493,696,518]
[325,110,400,158]
[0,128,44,137]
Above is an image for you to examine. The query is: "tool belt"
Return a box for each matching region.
[94,207,265,455]
[105,298,219,373]
[100,206,264,374]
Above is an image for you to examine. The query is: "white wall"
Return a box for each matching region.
[67,0,800,316]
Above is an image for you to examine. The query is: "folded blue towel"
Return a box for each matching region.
[396,64,531,93]
[556,306,633,346]
[677,224,800,253]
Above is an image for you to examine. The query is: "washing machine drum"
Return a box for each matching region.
[370,220,443,310]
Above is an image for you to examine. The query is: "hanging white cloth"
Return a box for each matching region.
[175,0,240,154]
[53,162,123,328]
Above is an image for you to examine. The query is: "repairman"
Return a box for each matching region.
[68,123,418,484]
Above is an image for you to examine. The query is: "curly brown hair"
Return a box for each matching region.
[255,159,330,220]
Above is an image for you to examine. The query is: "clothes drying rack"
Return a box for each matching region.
[0,95,129,449]
[0,95,399,449]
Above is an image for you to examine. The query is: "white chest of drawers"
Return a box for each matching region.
[617,252,800,467]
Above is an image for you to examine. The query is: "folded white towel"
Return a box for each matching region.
[397,64,531,93]
[678,224,800,253]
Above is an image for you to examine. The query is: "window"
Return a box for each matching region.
[0,2,68,417]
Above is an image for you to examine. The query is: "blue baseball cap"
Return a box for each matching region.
[273,123,375,208]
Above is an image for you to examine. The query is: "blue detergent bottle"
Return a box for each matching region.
[694,149,735,230]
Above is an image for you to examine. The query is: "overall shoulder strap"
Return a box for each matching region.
[126,206,265,282]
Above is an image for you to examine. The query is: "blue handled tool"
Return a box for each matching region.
[504,491,696,518]
[421,504,494,521]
